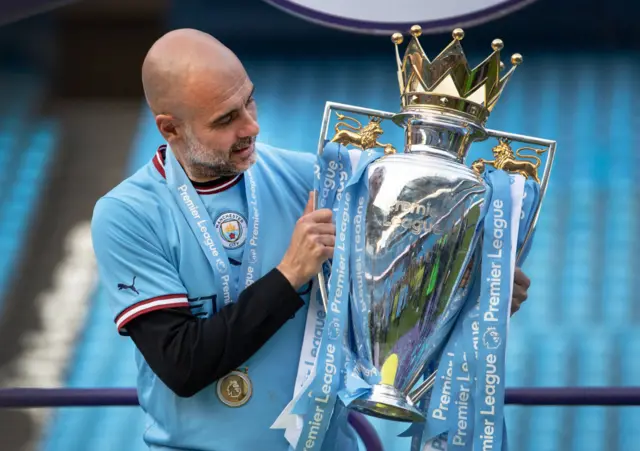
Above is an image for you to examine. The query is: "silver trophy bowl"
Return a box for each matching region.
[346,111,487,422]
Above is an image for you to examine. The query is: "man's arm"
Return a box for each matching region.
[92,192,334,398]
[126,268,304,397]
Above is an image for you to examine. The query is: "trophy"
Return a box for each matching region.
[314,26,556,423]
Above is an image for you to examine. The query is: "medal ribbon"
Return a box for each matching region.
[164,145,262,313]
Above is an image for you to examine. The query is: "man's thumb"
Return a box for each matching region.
[303,191,315,215]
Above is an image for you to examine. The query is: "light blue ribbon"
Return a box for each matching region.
[411,169,542,451]
[314,142,352,279]
[341,151,384,404]
[458,301,481,451]
[516,178,540,264]
[471,169,513,451]
[315,142,350,217]
[295,144,381,451]
[403,211,486,447]
[295,181,353,451]
[292,142,348,419]
[164,146,262,312]
[447,256,481,451]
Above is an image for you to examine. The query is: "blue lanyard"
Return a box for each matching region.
[164,146,262,311]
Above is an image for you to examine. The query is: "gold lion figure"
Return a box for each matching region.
[330,113,396,154]
[472,138,545,183]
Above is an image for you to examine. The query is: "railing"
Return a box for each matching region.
[3,387,640,451]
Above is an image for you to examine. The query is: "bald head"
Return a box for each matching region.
[141,29,259,182]
[141,29,244,118]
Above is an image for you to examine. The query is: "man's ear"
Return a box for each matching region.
[156,114,180,144]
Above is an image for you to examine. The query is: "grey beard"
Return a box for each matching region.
[183,130,241,178]
[181,125,256,179]
[187,155,240,179]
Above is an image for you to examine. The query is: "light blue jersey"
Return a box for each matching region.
[91,143,359,451]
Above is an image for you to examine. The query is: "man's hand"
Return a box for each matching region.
[278,192,335,290]
[510,267,531,315]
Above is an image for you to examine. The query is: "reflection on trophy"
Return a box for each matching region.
[315,25,556,423]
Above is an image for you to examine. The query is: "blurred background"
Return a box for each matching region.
[0,0,636,450]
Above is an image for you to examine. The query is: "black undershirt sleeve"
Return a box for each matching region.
[125,268,306,398]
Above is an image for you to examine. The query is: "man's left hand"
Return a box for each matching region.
[511,267,530,316]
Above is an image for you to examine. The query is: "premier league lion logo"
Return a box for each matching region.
[226,379,242,400]
[327,319,341,341]
[482,327,502,350]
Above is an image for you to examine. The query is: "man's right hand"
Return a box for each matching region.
[277,192,335,290]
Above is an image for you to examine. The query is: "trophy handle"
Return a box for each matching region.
[314,102,397,312]
[313,193,330,313]
[474,129,556,265]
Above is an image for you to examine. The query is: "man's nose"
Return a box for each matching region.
[238,113,259,138]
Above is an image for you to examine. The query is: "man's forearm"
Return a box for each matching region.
[126,268,305,397]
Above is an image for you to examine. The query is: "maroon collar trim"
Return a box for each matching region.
[152,145,242,195]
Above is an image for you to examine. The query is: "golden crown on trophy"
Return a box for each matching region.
[391,25,522,124]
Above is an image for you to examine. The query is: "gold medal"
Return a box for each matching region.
[216,368,252,407]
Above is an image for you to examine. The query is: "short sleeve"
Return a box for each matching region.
[91,196,189,335]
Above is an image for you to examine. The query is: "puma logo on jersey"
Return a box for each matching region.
[118,276,139,295]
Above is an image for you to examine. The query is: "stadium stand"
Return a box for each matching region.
[37,51,640,451]
[39,106,160,451]
[0,69,58,314]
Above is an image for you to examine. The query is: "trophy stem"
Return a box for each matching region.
[348,384,425,423]
[407,372,437,405]
[392,111,487,163]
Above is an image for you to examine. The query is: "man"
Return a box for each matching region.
[91,29,531,451]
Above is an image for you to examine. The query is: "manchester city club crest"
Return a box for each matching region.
[215,211,248,249]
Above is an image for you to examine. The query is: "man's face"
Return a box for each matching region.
[167,68,260,180]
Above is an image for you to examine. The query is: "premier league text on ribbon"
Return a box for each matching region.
[301,191,351,451]
[484,199,508,325]
[177,184,231,304]
[331,192,350,316]
[353,194,365,313]
[431,350,473,446]
[302,341,337,451]
[178,184,218,256]
[246,173,259,287]
[450,351,472,447]
[302,306,327,376]
[448,317,479,450]
[320,159,338,209]
[478,198,508,450]
[431,351,454,422]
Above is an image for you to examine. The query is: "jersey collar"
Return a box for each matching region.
[153,145,243,195]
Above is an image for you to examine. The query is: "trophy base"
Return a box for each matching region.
[348,384,425,423]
